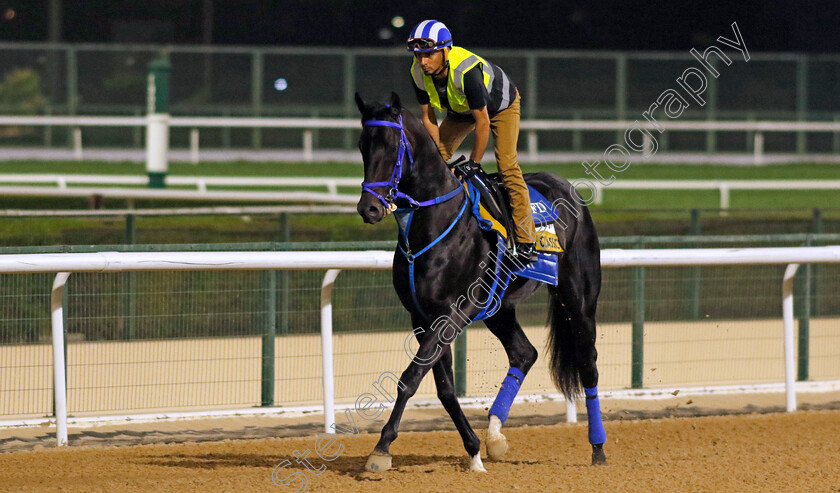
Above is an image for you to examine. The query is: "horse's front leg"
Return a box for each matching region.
[432,345,485,471]
[365,325,450,472]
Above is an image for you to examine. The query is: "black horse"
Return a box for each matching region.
[355,92,606,472]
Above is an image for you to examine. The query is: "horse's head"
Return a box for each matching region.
[355,92,412,224]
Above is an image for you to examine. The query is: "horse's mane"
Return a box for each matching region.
[407,112,452,171]
[358,93,448,171]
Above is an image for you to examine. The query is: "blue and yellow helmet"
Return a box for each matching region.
[406,20,452,53]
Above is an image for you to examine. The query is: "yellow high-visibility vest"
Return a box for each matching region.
[411,46,493,115]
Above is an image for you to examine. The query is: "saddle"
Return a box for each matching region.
[451,158,517,249]
[452,157,566,257]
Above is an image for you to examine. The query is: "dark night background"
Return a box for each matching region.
[1,0,838,53]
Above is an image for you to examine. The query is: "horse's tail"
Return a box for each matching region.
[546,205,601,401]
[547,290,582,400]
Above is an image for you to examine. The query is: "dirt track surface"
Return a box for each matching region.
[1,410,839,492]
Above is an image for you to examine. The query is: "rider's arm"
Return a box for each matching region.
[470,106,490,164]
[419,104,440,144]
[411,76,440,144]
[463,66,490,163]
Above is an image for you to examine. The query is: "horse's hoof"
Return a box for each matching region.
[365,451,392,472]
[486,434,509,460]
[591,444,607,465]
[470,453,487,472]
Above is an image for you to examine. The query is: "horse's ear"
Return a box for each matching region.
[355,92,369,116]
[389,92,401,116]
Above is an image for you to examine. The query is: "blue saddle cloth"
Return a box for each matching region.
[464,181,560,288]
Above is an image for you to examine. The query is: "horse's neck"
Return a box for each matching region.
[402,121,459,199]
[400,123,473,250]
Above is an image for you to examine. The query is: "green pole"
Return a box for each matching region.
[526,54,537,120]
[251,49,263,149]
[261,270,277,406]
[124,214,136,340]
[812,209,823,316]
[689,209,702,319]
[835,115,840,154]
[454,329,467,397]
[631,241,645,389]
[65,48,77,147]
[706,57,718,153]
[798,236,811,381]
[796,57,808,154]
[277,213,290,336]
[615,55,627,144]
[146,56,170,189]
[342,52,356,150]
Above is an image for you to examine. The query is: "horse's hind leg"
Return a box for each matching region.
[433,345,485,471]
[483,308,539,460]
[553,272,607,465]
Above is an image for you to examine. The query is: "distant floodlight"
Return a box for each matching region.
[274,78,288,91]
[391,16,405,28]
[4,8,15,20]
[378,28,393,40]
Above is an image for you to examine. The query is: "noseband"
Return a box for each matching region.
[361,114,462,210]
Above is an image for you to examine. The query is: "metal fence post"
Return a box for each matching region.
[811,209,823,316]
[834,115,840,154]
[343,52,356,150]
[706,57,718,153]
[277,213,290,335]
[261,270,277,406]
[51,272,71,446]
[782,264,799,412]
[526,54,537,120]
[320,270,341,434]
[689,209,702,319]
[146,56,171,189]
[454,329,467,397]
[615,54,627,144]
[124,214,136,340]
[66,47,77,121]
[631,240,645,389]
[251,49,264,149]
[796,56,808,154]
[798,236,811,381]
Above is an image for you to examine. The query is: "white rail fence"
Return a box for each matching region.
[1,246,839,446]
[2,174,839,210]
[2,115,840,164]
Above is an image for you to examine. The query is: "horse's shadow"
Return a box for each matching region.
[137,452,468,480]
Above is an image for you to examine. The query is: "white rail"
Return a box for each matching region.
[5,115,840,131]
[0,205,358,217]
[2,115,839,164]
[3,174,839,210]
[0,174,360,189]
[1,246,839,446]
[0,185,359,204]
[592,180,840,210]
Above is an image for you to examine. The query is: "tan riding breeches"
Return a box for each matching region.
[436,91,536,244]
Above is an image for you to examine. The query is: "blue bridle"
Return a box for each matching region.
[360,112,468,320]
[361,114,463,210]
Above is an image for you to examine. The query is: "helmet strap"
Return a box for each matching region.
[431,48,450,79]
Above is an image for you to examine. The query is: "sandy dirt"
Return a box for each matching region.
[1,405,839,492]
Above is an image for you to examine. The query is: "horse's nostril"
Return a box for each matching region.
[368,206,379,214]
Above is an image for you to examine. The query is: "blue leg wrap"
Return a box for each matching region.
[488,367,525,424]
[585,386,607,445]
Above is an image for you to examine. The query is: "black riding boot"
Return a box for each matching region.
[510,242,538,264]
